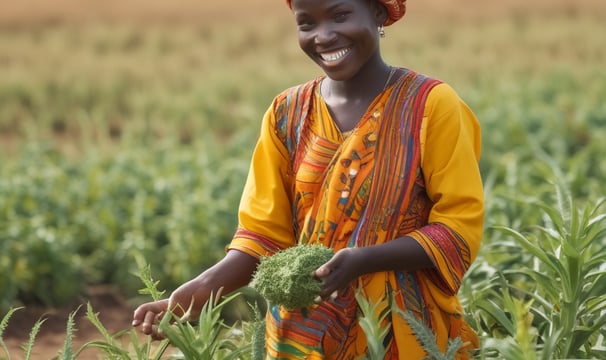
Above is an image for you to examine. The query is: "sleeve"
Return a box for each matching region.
[226,99,297,259]
[407,83,484,295]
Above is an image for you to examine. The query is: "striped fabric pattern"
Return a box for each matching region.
[262,69,478,359]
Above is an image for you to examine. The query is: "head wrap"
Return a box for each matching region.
[285,0,407,26]
[378,0,407,25]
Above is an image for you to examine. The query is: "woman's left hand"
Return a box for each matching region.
[313,248,364,300]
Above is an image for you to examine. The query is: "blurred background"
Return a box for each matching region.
[1,0,605,358]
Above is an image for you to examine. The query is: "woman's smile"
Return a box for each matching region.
[318,47,352,64]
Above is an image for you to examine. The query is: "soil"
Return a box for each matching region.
[1,286,164,360]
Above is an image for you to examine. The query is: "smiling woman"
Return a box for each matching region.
[132,0,485,359]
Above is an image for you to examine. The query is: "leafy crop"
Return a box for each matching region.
[250,244,334,309]
[462,162,606,359]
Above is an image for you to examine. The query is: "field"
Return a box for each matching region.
[1,0,605,359]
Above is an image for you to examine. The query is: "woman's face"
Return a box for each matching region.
[291,0,385,81]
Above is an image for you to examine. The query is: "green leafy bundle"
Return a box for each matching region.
[250,244,334,309]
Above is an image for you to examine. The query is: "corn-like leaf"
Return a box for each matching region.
[76,340,131,359]
[81,303,132,359]
[58,306,81,360]
[23,318,45,360]
[355,291,390,360]
[582,271,606,305]
[504,268,559,301]
[1,307,23,358]
[84,302,112,343]
[538,328,563,360]
[534,201,567,239]
[494,226,565,277]
[157,291,248,360]
[585,294,606,315]
[474,298,515,336]
[585,252,606,270]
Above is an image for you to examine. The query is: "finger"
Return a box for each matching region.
[132,299,168,326]
[314,265,332,278]
[150,325,166,341]
[132,307,149,326]
[140,311,158,335]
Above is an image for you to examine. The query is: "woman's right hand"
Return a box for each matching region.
[132,298,170,340]
[131,250,260,340]
[132,277,211,339]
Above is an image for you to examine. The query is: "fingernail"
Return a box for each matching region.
[330,291,338,300]
[314,295,322,304]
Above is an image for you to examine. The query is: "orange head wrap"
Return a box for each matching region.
[286,0,407,26]
[377,0,407,25]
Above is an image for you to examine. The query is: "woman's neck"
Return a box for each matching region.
[322,56,393,103]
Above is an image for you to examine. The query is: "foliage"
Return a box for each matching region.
[250,244,334,309]
[355,291,391,360]
[0,307,22,359]
[156,291,250,360]
[463,165,606,359]
[0,266,253,360]
[355,290,463,360]
[248,305,267,360]
[0,140,248,311]
[396,310,463,360]
[58,307,79,360]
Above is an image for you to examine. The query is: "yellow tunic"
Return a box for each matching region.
[228,70,483,359]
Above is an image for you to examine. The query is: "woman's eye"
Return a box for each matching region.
[297,19,315,31]
[334,12,350,22]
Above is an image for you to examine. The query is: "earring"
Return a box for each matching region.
[378,25,385,38]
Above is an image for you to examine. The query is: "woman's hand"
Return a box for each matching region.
[313,247,364,300]
[132,250,259,340]
[131,278,209,339]
[132,298,170,340]
[312,238,435,302]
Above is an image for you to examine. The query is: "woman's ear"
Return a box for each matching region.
[370,1,389,26]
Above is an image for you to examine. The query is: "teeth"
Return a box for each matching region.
[320,48,350,62]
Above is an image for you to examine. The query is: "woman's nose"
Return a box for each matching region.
[314,23,337,45]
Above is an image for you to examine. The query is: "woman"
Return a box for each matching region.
[132,0,484,358]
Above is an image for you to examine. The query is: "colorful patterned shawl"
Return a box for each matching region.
[262,69,478,359]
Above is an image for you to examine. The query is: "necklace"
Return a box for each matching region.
[382,66,397,92]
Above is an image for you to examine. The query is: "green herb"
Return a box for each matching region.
[250,244,334,309]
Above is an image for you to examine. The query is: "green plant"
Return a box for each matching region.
[465,274,541,360]
[355,291,391,360]
[57,306,80,360]
[396,309,463,360]
[250,244,334,309]
[67,265,171,359]
[466,165,606,359]
[355,290,464,360]
[78,301,171,360]
[0,307,49,360]
[1,307,22,359]
[249,306,266,360]
[73,265,252,360]
[157,291,250,360]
